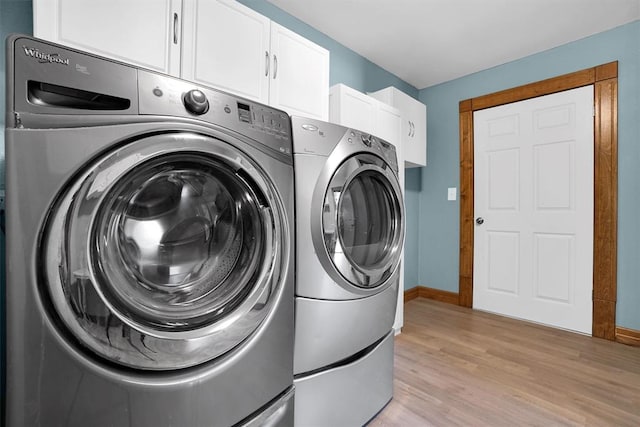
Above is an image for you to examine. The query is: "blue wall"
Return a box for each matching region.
[404,168,421,288]
[412,20,640,330]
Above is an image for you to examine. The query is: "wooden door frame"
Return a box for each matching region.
[458,62,618,340]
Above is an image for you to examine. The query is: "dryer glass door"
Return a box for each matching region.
[323,153,404,288]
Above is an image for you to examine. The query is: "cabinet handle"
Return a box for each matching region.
[265,51,270,77]
[173,13,179,45]
[273,54,278,79]
[409,121,414,137]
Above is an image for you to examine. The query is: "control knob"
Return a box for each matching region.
[183,89,209,115]
[361,134,372,147]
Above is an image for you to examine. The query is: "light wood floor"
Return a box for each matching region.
[369,298,640,426]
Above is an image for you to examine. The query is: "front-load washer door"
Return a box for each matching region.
[312,153,404,292]
[42,132,289,370]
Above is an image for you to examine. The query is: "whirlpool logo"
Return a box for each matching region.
[23,46,70,66]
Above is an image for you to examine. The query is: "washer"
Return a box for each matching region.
[4,35,294,427]
[291,117,405,426]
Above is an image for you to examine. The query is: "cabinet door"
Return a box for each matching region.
[369,87,427,167]
[329,84,377,134]
[34,0,181,75]
[395,93,427,167]
[270,23,329,120]
[181,0,270,103]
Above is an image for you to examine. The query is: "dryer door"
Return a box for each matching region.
[318,153,404,290]
[43,132,289,370]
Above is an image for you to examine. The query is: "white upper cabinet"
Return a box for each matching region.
[369,86,427,167]
[329,84,401,149]
[181,0,270,103]
[329,84,377,133]
[34,0,330,121]
[34,0,182,76]
[269,22,329,121]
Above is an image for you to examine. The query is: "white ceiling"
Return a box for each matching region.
[266,0,640,89]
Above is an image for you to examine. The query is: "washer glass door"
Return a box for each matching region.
[95,154,264,330]
[322,153,404,288]
[44,132,288,370]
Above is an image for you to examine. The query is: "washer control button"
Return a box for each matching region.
[361,134,372,147]
[183,89,209,115]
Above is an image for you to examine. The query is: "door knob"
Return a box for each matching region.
[475,217,484,225]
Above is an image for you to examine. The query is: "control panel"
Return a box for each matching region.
[291,116,398,172]
[9,35,292,160]
[345,130,392,155]
[137,70,292,157]
[347,130,398,171]
[237,102,290,139]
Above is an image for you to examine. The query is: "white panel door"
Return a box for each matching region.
[269,22,329,120]
[181,0,270,103]
[34,0,181,75]
[473,86,594,334]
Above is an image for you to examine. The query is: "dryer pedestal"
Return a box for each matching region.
[294,331,394,426]
[294,283,398,374]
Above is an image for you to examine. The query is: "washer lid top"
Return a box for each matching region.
[43,132,288,370]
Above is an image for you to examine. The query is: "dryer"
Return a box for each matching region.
[291,117,405,426]
[4,35,294,427]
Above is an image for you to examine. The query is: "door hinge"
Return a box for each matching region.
[592,105,596,117]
